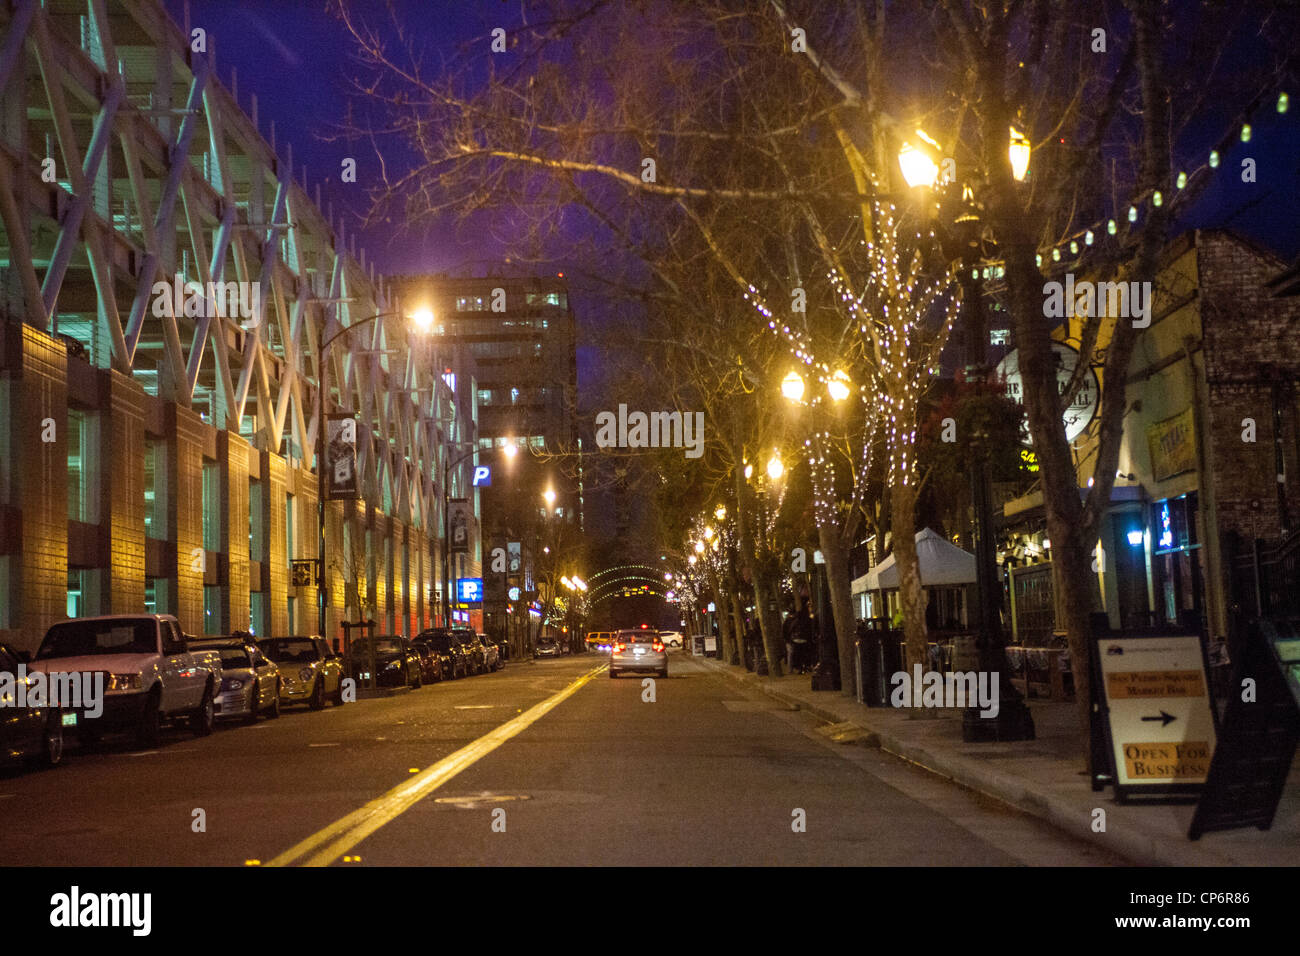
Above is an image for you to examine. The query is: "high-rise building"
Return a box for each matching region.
[393,273,582,646]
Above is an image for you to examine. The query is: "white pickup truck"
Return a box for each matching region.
[26,614,223,746]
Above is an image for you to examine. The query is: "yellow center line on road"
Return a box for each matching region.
[266,663,606,868]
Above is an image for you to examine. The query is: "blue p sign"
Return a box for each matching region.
[472,465,491,487]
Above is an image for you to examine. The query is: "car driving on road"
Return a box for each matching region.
[609,627,667,678]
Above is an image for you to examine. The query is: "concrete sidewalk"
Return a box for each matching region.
[691,654,1299,866]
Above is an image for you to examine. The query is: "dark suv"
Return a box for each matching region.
[416,628,469,679]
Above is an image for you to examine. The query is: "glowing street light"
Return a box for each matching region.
[898,130,941,189]
[714,504,726,521]
[827,369,852,402]
[1008,127,1031,182]
[767,450,785,481]
[781,370,806,402]
[543,488,556,507]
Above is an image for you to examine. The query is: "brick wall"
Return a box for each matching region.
[1198,231,1300,540]
[106,370,145,614]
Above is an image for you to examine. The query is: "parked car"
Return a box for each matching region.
[27,614,222,747]
[350,637,422,688]
[609,627,667,678]
[411,642,444,684]
[192,638,280,722]
[488,634,510,663]
[659,631,684,649]
[478,633,501,672]
[416,629,469,679]
[535,638,561,659]
[259,636,345,709]
[0,642,66,768]
[452,629,487,674]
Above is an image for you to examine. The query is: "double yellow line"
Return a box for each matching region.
[268,664,605,867]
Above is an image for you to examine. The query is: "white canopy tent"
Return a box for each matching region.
[864,528,977,590]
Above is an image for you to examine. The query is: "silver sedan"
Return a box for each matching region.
[609,629,667,678]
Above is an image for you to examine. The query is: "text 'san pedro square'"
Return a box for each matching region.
[1106,669,1204,699]
[1108,669,1209,781]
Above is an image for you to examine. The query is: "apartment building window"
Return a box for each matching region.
[145,579,156,615]
[285,494,295,562]
[456,295,487,311]
[67,408,94,523]
[249,480,265,561]
[203,460,220,552]
[67,569,84,618]
[144,441,167,539]
[526,291,566,309]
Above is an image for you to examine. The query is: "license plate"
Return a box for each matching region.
[634,649,644,655]
[61,713,78,726]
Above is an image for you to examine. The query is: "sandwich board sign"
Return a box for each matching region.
[1092,632,1217,801]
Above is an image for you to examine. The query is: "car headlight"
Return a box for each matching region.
[108,673,143,692]
[384,660,401,670]
[299,668,313,681]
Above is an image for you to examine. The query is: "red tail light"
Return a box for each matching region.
[653,642,664,652]
[616,642,626,652]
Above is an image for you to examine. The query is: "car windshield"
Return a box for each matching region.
[619,631,656,643]
[260,639,318,663]
[35,619,156,659]
[215,648,252,668]
[354,639,401,654]
[421,634,455,652]
[453,631,477,645]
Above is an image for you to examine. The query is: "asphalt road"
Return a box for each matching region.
[0,651,1127,866]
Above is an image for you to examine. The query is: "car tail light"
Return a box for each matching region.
[615,642,625,652]
[653,642,664,652]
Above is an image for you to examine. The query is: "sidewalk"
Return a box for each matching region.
[692,654,1299,866]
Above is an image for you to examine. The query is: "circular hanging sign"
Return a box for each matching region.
[993,341,1099,445]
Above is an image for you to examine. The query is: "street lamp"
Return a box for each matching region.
[766,450,785,481]
[781,370,806,402]
[1008,127,1031,182]
[316,306,433,645]
[827,369,852,402]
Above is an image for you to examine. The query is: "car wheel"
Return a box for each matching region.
[136,689,162,747]
[411,667,422,689]
[191,683,215,736]
[658,668,668,678]
[245,686,260,724]
[331,677,345,706]
[42,712,64,767]
[609,668,618,679]
[309,677,326,710]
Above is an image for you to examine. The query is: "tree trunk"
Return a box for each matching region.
[819,520,858,697]
[890,479,929,680]
[708,564,734,663]
[753,565,786,676]
[730,589,747,666]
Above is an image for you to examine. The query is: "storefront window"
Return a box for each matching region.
[1151,493,1204,629]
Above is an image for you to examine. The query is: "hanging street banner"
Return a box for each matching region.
[326,414,359,500]
[449,498,473,554]
[994,341,1100,445]
[1093,632,1217,798]
[1147,407,1197,483]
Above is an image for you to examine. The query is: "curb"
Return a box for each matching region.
[692,655,1241,867]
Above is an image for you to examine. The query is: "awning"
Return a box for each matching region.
[865,528,976,590]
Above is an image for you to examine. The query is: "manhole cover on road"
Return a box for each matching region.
[432,793,532,810]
